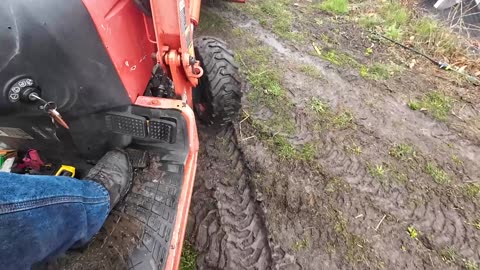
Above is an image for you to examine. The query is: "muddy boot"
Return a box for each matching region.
[85,149,133,209]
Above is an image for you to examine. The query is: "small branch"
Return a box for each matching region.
[375,214,387,231]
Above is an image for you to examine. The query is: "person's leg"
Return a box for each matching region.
[0,149,132,270]
[0,172,109,270]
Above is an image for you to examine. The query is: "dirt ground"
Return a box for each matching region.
[188,1,480,270]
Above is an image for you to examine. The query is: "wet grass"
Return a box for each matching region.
[236,39,296,135]
[273,136,316,161]
[407,225,418,239]
[316,0,349,15]
[345,142,362,155]
[316,49,359,67]
[368,164,386,179]
[241,0,303,41]
[292,238,309,251]
[463,183,480,199]
[389,143,416,161]
[299,64,323,79]
[197,9,225,33]
[464,259,480,270]
[425,162,450,184]
[309,98,354,129]
[408,91,454,121]
[359,63,401,81]
[180,241,197,270]
[440,247,457,264]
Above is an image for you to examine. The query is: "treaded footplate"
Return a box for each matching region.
[105,113,147,137]
[105,113,176,143]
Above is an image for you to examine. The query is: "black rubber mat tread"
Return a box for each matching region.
[194,37,242,125]
[188,126,273,270]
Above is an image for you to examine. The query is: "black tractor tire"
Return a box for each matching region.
[194,37,242,125]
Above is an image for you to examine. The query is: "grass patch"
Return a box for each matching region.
[463,183,480,199]
[360,63,401,80]
[425,162,450,184]
[317,49,359,67]
[180,241,197,270]
[197,9,225,33]
[237,44,296,135]
[241,0,303,41]
[310,97,330,115]
[440,247,457,264]
[345,142,362,155]
[389,143,416,161]
[412,17,463,58]
[316,0,349,15]
[407,225,418,239]
[272,135,316,161]
[408,91,454,120]
[381,2,410,27]
[299,64,323,79]
[464,260,480,270]
[293,239,309,251]
[368,164,386,179]
[333,111,354,128]
[309,98,354,129]
[385,24,403,40]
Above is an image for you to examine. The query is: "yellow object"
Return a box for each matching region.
[55,165,76,177]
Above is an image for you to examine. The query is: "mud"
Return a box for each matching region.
[191,2,480,270]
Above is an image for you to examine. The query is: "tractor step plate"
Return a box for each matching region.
[106,113,176,143]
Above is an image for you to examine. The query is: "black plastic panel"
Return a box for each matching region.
[0,0,130,118]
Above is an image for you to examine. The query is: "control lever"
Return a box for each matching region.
[29,93,69,129]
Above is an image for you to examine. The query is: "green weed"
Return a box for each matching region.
[440,248,457,264]
[408,91,454,120]
[316,0,349,15]
[381,2,410,27]
[470,219,480,230]
[463,183,480,199]
[451,154,463,166]
[359,15,383,28]
[317,49,359,67]
[369,164,386,179]
[242,0,303,41]
[407,225,418,239]
[385,24,403,40]
[389,143,416,161]
[365,47,373,56]
[360,63,401,80]
[272,136,316,161]
[299,64,323,79]
[412,17,462,58]
[333,111,354,128]
[310,97,330,115]
[293,239,309,251]
[345,142,362,155]
[180,241,197,270]
[425,162,450,184]
[464,259,480,270]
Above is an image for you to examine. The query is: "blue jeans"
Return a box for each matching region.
[0,172,110,270]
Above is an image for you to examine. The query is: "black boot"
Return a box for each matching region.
[85,149,133,209]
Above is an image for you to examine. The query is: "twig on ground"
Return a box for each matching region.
[375,214,387,231]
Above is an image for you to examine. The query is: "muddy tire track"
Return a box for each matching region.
[188,126,302,270]
[205,5,480,269]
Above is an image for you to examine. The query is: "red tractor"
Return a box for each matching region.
[0,0,243,269]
